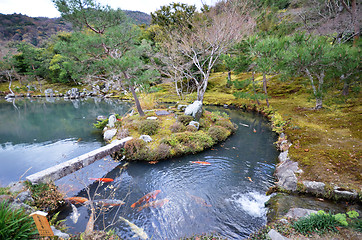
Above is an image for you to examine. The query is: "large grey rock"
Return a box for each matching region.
[334,186,358,199]
[278,151,289,163]
[10,202,35,213]
[189,121,200,130]
[285,208,317,220]
[275,160,300,191]
[302,181,326,196]
[103,129,117,141]
[51,226,70,239]
[15,190,34,203]
[8,181,25,193]
[107,114,117,128]
[184,101,203,120]
[139,135,153,143]
[268,229,290,240]
[155,110,170,116]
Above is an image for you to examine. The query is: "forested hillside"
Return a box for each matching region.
[0,10,151,46]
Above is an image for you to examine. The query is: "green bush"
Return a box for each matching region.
[138,119,159,135]
[292,211,339,236]
[208,126,229,142]
[170,121,186,133]
[94,119,108,129]
[0,201,37,240]
[177,115,194,126]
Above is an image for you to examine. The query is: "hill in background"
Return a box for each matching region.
[0,11,151,46]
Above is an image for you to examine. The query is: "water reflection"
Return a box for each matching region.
[0,97,131,186]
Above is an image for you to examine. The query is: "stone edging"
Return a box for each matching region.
[273,134,360,203]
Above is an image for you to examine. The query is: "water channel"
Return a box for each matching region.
[0,98,279,239]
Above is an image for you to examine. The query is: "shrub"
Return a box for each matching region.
[0,200,37,239]
[123,138,150,160]
[170,122,186,133]
[152,143,171,160]
[177,115,194,126]
[116,127,129,139]
[93,119,108,129]
[186,125,198,132]
[138,119,159,135]
[215,120,237,133]
[208,126,229,142]
[292,211,339,236]
[26,182,64,212]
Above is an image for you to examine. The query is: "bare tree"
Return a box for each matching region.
[161,0,255,103]
[339,0,359,45]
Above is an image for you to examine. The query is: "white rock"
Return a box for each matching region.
[139,135,153,143]
[108,114,117,128]
[103,129,117,141]
[189,121,200,130]
[147,117,158,120]
[184,101,203,120]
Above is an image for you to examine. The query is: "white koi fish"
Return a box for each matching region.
[70,203,80,224]
[119,216,148,240]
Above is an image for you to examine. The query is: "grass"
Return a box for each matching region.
[0,200,37,240]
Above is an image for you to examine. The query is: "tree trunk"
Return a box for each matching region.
[342,81,350,96]
[262,72,269,107]
[129,85,145,117]
[315,98,323,109]
[123,71,145,117]
[226,70,232,87]
[252,71,261,106]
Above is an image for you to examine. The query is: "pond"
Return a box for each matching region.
[0,97,131,186]
[57,106,279,239]
[0,98,279,239]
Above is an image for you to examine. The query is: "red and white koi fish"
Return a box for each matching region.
[89,177,114,183]
[137,198,169,211]
[186,192,212,207]
[191,161,211,165]
[131,190,161,208]
[64,196,89,204]
[84,199,125,207]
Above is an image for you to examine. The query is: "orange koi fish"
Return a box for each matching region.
[131,190,161,208]
[89,177,114,182]
[64,196,89,204]
[186,192,212,207]
[191,161,211,165]
[137,198,169,211]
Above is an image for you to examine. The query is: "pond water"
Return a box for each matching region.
[0,97,131,186]
[0,98,279,239]
[57,106,279,239]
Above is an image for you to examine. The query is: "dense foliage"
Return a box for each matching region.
[0,201,37,240]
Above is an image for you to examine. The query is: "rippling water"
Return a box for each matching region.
[60,107,279,239]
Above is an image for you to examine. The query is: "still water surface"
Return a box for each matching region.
[0,97,130,186]
[0,98,278,239]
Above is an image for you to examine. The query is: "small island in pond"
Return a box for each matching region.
[96,102,237,162]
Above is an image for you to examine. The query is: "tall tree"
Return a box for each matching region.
[53,0,158,116]
[279,33,335,109]
[160,0,255,103]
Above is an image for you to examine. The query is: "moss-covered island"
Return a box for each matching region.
[99,105,237,162]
